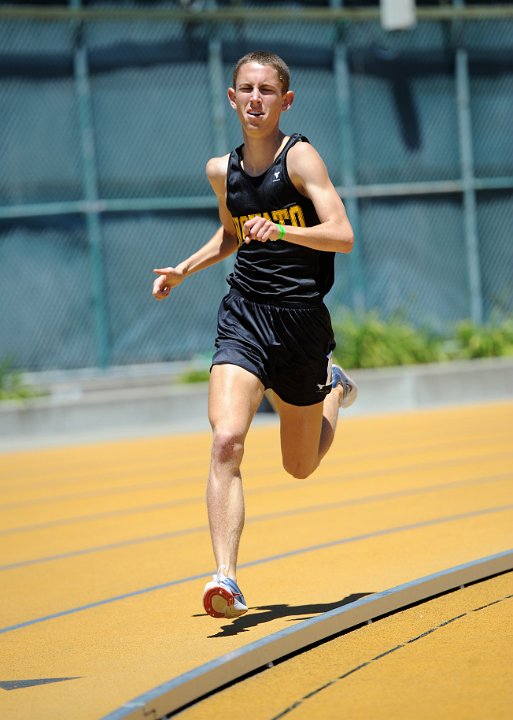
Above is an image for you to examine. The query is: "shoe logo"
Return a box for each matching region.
[272,171,281,183]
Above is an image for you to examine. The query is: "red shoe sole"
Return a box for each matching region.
[203,586,234,618]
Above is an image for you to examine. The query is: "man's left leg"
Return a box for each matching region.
[272,383,341,479]
[272,366,357,479]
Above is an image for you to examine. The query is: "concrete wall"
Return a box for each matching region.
[1,357,513,451]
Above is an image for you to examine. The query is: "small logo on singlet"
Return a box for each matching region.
[272,171,281,183]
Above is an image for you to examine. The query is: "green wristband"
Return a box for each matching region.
[277,223,286,240]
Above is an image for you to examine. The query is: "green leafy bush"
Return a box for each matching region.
[333,311,513,369]
[176,313,513,379]
[453,318,513,359]
[0,360,40,401]
[179,368,211,384]
[333,311,444,369]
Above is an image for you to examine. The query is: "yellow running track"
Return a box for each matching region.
[1,401,512,719]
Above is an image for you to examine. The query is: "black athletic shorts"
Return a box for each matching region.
[211,289,336,406]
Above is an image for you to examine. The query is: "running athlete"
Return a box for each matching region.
[152,51,357,620]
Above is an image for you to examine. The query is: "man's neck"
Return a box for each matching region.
[241,130,287,177]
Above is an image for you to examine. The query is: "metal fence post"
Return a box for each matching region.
[208,30,233,285]
[332,1,366,314]
[208,36,229,157]
[454,0,483,324]
[72,0,110,368]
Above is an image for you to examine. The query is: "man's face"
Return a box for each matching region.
[228,62,292,133]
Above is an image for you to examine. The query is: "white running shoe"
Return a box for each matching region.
[332,364,358,408]
[203,569,248,619]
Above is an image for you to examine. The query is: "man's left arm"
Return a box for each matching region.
[243,142,354,253]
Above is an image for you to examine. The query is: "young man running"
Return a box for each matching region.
[152,51,357,620]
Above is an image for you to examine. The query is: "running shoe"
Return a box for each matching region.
[203,569,248,619]
[332,364,358,408]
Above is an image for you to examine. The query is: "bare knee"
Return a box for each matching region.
[211,427,246,470]
[282,456,318,479]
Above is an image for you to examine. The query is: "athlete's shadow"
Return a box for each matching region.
[206,592,373,638]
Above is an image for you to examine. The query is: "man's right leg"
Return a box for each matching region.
[206,363,264,589]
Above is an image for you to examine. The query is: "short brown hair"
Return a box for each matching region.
[232,51,290,93]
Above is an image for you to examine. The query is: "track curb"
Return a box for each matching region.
[101,548,513,720]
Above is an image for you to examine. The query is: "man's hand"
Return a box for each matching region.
[152,266,185,300]
[243,216,281,243]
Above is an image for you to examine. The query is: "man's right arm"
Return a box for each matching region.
[152,155,237,301]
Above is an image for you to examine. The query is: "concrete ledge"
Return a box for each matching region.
[1,357,512,451]
[348,356,513,415]
[0,383,211,450]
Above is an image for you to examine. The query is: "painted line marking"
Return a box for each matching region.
[0,677,80,691]
[1,470,511,565]
[2,446,513,513]
[1,503,512,636]
[269,591,513,719]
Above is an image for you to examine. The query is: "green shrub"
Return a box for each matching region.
[179,368,210,384]
[333,310,513,369]
[175,313,513,379]
[332,311,444,369]
[453,318,513,359]
[0,360,40,401]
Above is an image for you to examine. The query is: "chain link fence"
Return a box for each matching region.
[1,2,512,371]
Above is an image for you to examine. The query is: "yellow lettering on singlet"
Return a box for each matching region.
[231,206,307,246]
[232,216,244,245]
[289,204,306,227]
[238,216,249,245]
[271,208,290,224]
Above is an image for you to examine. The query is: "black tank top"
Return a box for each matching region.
[226,133,335,305]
